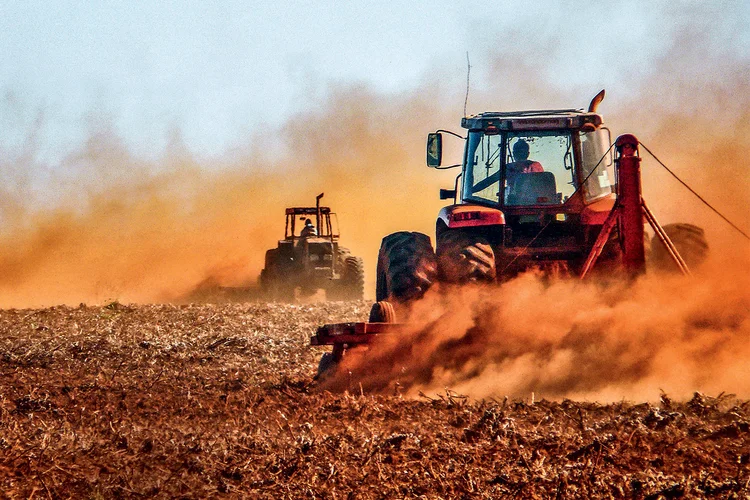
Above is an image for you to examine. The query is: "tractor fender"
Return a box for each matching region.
[437,204,506,230]
[580,195,616,225]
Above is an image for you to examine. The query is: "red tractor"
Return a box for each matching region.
[312,91,708,370]
[260,193,365,301]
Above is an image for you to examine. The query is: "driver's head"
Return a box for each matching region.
[512,139,530,160]
[305,218,313,226]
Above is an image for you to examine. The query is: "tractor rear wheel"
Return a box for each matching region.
[259,268,269,291]
[259,249,278,295]
[436,230,496,283]
[260,248,296,301]
[649,223,709,272]
[343,256,365,300]
[376,232,437,302]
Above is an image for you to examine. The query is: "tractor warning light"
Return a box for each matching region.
[451,211,482,222]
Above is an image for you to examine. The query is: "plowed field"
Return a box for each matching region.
[1,302,748,498]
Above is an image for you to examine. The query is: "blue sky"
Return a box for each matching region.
[4,1,747,160]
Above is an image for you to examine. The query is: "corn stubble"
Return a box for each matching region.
[0,301,748,498]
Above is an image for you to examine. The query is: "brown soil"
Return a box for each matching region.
[1,301,748,498]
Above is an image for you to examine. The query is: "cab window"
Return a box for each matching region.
[462,131,502,204]
[580,128,614,201]
[503,132,576,206]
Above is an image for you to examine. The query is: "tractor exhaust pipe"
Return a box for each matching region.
[316,192,324,235]
[588,89,606,113]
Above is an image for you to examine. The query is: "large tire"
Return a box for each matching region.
[259,248,278,293]
[649,223,709,272]
[337,246,351,260]
[368,301,397,323]
[376,232,437,303]
[343,256,365,299]
[260,248,291,300]
[436,230,496,283]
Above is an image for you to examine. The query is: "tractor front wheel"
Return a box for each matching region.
[436,230,496,283]
[375,232,437,303]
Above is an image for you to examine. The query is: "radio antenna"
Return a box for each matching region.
[464,52,471,118]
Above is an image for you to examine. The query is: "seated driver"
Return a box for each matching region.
[505,140,548,204]
[506,139,543,174]
[299,218,317,238]
[470,139,544,196]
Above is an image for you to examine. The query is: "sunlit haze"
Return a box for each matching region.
[0,1,748,308]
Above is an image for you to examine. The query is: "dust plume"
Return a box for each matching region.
[329,257,750,402]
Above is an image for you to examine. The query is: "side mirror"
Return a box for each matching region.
[426,133,442,168]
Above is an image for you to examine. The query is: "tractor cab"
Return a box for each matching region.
[283,206,340,278]
[284,207,339,241]
[429,110,615,211]
[425,105,621,278]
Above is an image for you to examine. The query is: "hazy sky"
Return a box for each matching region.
[0,1,747,308]
[1,1,748,159]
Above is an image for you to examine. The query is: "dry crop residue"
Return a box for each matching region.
[0,301,748,498]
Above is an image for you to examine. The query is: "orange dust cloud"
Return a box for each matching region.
[0,85,458,307]
[327,255,750,402]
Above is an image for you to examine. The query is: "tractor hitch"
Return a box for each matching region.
[311,321,402,347]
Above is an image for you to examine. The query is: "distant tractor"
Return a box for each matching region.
[260,193,364,301]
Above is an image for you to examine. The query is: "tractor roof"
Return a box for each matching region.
[461,109,603,131]
[286,207,332,215]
